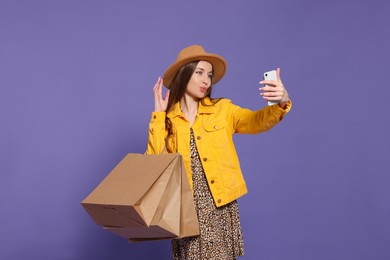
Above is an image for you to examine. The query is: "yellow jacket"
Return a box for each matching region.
[146,97,291,207]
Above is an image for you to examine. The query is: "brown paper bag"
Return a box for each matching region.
[81,153,199,242]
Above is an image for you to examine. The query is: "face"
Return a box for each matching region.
[185,61,213,100]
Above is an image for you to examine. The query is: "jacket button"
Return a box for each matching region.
[197,136,201,140]
[203,158,208,162]
[217,199,221,203]
[153,115,156,119]
[214,125,218,129]
[210,180,214,184]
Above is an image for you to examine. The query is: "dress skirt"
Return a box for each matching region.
[172,129,244,259]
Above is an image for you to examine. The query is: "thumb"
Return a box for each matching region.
[276,68,282,82]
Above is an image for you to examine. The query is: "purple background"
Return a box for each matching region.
[1,1,389,259]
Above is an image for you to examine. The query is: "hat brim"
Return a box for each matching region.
[162,54,227,89]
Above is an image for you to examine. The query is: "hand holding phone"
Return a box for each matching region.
[263,70,279,106]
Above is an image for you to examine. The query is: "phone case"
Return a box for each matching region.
[263,70,278,106]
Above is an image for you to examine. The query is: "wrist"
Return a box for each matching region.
[278,99,290,109]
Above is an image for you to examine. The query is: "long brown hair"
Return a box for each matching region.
[165,61,221,136]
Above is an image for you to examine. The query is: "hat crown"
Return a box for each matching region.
[162,45,227,89]
[176,45,206,62]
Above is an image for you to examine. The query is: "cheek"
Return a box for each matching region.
[187,77,197,88]
[185,82,196,94]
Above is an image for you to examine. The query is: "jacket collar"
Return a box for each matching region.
[167,97,215,119]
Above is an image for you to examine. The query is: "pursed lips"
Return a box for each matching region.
[200,86,207,93]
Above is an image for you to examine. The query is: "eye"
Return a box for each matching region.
[195,70,203,75]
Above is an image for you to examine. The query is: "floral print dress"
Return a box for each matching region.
[171,129,244,259]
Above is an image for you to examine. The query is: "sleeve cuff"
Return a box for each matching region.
[271,99,292,118]
[150,112,166,123]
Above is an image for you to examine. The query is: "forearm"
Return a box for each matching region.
[232,100,292,134]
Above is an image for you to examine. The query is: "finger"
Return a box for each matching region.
[261,91,279,98]
[260,85,279,92]
[260,80,277,86]
[261,91,282,100]
[153,77,161,92]
[276,68,284,84]
[261,93,279,100]
[159,78,164,92]
[164,90,170,101]
[156,77,164,97]
[276,68,281,82]
[154,84,161,99]
[260,86,283,96]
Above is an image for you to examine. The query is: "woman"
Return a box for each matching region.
[146,45,291,259]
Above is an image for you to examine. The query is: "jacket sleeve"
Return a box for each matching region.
[145,112,168,154]
[229,100,292,134]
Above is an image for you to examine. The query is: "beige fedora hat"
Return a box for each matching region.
[162,45,227,89]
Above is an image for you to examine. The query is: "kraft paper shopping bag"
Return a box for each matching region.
[81,153,199,241]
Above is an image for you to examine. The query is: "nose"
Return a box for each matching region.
[202,75,210,86]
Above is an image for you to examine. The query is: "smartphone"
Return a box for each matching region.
[263,70,278,106]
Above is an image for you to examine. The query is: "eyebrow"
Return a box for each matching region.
[195,67,213,74]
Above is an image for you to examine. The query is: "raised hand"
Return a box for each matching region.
[153,77,170,112]
[259,68,289,108]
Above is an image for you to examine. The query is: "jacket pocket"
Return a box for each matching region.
[203,120,227,132]
[203,120,229,150]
